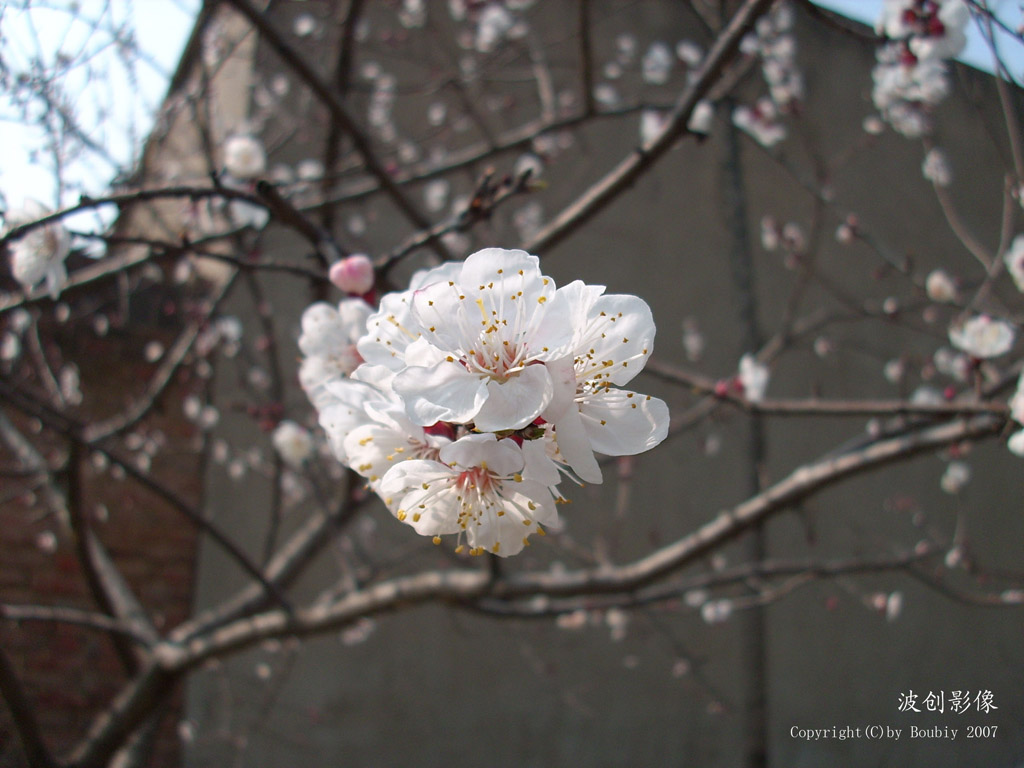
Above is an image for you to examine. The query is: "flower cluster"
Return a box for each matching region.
[300,248,669,556]
[871,0,969,137]
[5,201,71,299]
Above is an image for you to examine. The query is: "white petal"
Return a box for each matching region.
[343,423,415,485]
[551,406,603,483]
[439,432,523,477]
[378,461,461,534]
[576,293,656,386]
[409,260,463,290]
[45,263,67,300]
[460,247,539,287]
[474,364,553,431]
[540,356,579,423]
[357,289,421,369]
[580,389,669,456]
[393,362,488,425]
[521,436,562,487]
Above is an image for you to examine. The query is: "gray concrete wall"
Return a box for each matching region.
[183,2,1024,766]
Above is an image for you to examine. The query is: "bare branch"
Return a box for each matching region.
[221,0,453,262]
[0,645,59,768]
[524,0,776,254]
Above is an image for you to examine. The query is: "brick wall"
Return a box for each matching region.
[0,311,202,768]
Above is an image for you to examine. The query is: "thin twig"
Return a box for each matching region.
[223,0,452,262]
[523,0,775,254]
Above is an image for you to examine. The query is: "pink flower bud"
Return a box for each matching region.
[329,254,375,294]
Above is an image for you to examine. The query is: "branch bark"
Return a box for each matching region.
[523,0,776,254]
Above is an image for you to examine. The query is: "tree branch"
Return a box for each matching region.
[0,645,59,768]
[222,0,452,262]
[524,0,775,254]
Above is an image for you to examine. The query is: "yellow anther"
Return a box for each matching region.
[475,298,489,324]
[397,510,407,521]
[413,512,421,522]
[433,536,442,545]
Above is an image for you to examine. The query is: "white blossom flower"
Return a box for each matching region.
[272,421,314,467]
[1009,370,1024,424]
[885,591,903,622]
[939,460,970,494]
[701,598,733,624]
[640,110,668,144]
[933,346,970,382]
[676,40,703,67]
[223,135,266,180]
[751,3,803,110]
[739,354,770,402]
[514,152,544,181]
[378,432,556,556]
[922,147,952,186]
[293,14,316,37]
[732,98,786,147]
[871,43,950,137]
[948,314,1015,359]
[760,216,780,251]
[513,201,544,244]
[298,299,373,407]
[688,100,714,135]
[228,199,270,230]
[423,179,450,213]
[399,0,427,28]
[1003,234,1024,293]
[297,159,324,181]
[476,4,515,53]
[386,249,576,432]
[1008,430,1024,457]
[539,279,668,483]
[6,201,71,298]
[682,317,704,362]
[925,269,957,303]
[878,0,968,61]
[641,42,673,85]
